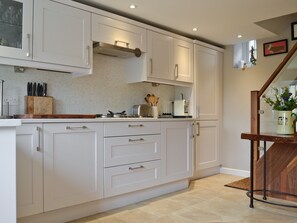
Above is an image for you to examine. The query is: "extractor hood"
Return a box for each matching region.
[93,42,142,58]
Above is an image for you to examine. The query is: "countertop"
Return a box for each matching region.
[18,117,194,124]
[0,119,21,127]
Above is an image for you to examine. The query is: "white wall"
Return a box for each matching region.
[222,27,296,171]
[0,54,175,116]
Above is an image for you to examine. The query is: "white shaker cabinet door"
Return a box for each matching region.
[43,123,104,212]
[33,0,91,68]
[195,45,223,120]
[194,120,220,171]
[16,124,43,218]
[174,39,193,83]
[147,30,174,81]
[161,121,193,183]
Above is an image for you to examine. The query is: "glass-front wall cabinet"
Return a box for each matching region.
[0,0,33,60]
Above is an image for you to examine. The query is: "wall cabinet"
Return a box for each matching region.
[16,124,43,218]
[33,0,91,68]
[161,121,193,183]
[0,0,33,60]
[194,121,220,172]
[126,30,193,86]
[147,31,174,81]
[43,123,104,211]
[92,14,147,52]
[147,31,193,84]
[173,39,193,83]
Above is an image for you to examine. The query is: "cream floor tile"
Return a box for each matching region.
[68,174,297,223]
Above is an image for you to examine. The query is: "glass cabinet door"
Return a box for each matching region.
[0,0,33,60]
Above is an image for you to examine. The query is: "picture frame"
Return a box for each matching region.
[292,22,297,40]
[263,39,288,57]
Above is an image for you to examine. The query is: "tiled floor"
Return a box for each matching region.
[69,174,297,223]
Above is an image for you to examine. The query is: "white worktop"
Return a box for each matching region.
[19,117,194,123]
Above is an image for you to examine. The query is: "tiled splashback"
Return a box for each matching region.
[0,54,176,115]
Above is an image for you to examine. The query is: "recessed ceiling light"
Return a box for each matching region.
[130,4,137,9]
[193,28,198,31]
[237,34,243,38]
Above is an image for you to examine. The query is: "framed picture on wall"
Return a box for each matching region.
[292,22,297,40]
[263,39,288,57]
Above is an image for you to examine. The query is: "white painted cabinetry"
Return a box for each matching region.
[147,31,174,81]
[147,31,193,84]
[43,123,104,211]
[103,122,161,197]
[33,0,91,68]
[174,39,193,83]
[194,120,220,171]
[92,14,147,52]
[0,0,33,60]
[161,121,193,183]
[193,43,223,178]
[16,124,43,218]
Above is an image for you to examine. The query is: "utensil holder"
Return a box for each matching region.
[152,106,158,118]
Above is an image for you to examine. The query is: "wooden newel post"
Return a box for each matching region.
[251,91,260,161]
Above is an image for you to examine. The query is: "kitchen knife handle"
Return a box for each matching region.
[66,126,88,130]
[26,33,31,57]
[43,82,47,96]
[128,124,144,127]
[129,165,144,171]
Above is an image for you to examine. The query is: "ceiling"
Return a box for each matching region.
[74,0,297,46]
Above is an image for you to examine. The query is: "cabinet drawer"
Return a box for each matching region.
[104,160,161,198]
[104,135,161,167]
[104,122,160,136]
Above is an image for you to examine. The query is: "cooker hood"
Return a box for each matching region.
[93,42,142,58]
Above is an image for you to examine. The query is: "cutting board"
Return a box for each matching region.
[14,114,97,119]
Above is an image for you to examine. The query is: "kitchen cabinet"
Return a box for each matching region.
[147,30,174,81]
[0,0,33,60]
[43,123,104,211]
[16,124,43,218]
[147,31,193,84]
[92,13,147,52]
[126,30,193,86]
[193,121,220,173]
[193,43,223,178]
[33,0,91,68]
[103,121,161,197]
[194,44,223,120]
[161,121,193,183]
[173,39,193,83]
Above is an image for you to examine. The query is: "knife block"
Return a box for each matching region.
[25,96,53,115]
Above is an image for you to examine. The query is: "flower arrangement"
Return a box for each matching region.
[262,86,297,111]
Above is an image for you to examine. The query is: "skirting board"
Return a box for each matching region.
[220,167,250,177]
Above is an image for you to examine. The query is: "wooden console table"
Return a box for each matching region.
[241,132,297,208]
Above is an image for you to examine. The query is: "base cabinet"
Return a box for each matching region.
[161,121,193,183]
[43,123,104,211]
[16,124,43,218]
[194,121,220,173]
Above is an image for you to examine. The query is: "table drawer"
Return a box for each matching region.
[104,135,161,167]
[104,122,160,137]
[104,160,161,198]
